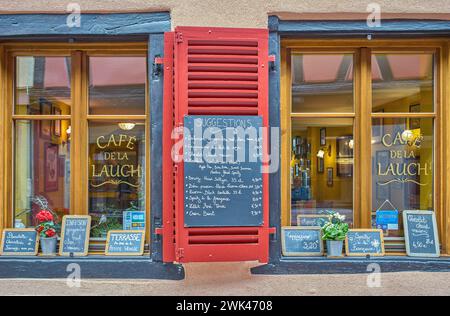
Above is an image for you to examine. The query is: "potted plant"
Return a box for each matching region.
[35,210,58,256]
[321,212,349,257]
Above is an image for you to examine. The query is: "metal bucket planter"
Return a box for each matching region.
[40,236,58,256]
[326,240,344,257]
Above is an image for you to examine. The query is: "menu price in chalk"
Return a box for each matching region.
[281,227,323,256]
[60,216,91,256]
[183,115,264,227]
[0,229,38,255]
[403,210,440,257]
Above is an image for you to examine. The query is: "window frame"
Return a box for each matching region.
[0,42,151,249]
[281,39,446,253]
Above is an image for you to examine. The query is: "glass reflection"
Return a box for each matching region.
[88,122,146,238]
[371,118,433,237]
[291,118,354,227]
[14,120,71,231]
[291,54,354,113]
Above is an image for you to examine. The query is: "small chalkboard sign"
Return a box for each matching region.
[281,226,323,256]
[297,215,331,227]
[105,230,145,256]
[403,210,440,257]
[0,229,39,256]
[59,215,91,256]
[345,229,385,256]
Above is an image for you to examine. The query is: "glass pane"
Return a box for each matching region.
[15,56,71,115]
[89,57,146,115]
[291,118,354,227]
[14,120,71,232]
[291,54,354,113]
[372,53,434,113]
[88,122,146,238]
[371,118,433,237]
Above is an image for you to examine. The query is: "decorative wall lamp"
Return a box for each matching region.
[317,144,332,158]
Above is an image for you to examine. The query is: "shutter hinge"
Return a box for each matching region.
[268,55,276,71]
[176,248,185,260]
[176,32,183,43]
[152,55,164,78]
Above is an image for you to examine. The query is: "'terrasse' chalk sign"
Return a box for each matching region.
[281,226,323,256]
[59,215,91,256]
[345,229,385,256]
[105,230,145,256]
[0,229,39,256]
[403,210,440,257]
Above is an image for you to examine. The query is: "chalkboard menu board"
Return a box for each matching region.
[0,229,38,256]
[297,215,331,227]
[403,210,440,257]
[183,115,263,227]
[282,227,323,256]
[105,230,145,256]
[59,215,91,256]
[345,229,385,256]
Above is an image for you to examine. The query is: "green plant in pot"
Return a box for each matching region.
[35,210,58,256]
[321,212,349,257]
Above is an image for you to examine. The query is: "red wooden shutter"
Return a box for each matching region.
[162,27,271,263]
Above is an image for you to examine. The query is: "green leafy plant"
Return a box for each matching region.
[321,212,349,241]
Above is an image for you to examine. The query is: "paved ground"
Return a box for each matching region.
[0,262,449,296]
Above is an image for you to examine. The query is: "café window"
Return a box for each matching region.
[13,56,71,230]
[371,53,435,238]
[282,45,440,251]
[6,46,149,248]
[286,52,356,227]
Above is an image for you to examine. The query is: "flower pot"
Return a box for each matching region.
[326,240,344,257]
[40,236,57,256]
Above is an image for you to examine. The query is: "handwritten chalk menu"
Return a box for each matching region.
[282,227,323,256]
[345,229,385,256]
[0,229,38,256]
[183,116,263,227]
[403,210,440,257]
[59,215,91,256]
[297,215,331,227]
[105,230,145,256]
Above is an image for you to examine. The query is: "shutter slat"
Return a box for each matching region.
[188,72,258,81]
[188,63,258,73]
[188,54,258,64]
[188,89,258,98]
[188,98,258,107]
[188,45,258,55]
[188,80,258,90]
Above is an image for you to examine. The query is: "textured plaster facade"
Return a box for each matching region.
[0,0,450,28]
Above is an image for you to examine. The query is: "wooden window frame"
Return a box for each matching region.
[0,42,151,250]
[281,39,449,254]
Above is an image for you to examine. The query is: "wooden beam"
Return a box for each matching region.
[0,12,170,38]
[360,48,372,228]
[0,45,4,233]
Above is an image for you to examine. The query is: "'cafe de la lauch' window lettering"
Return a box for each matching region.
[90,133,143,188]
[376,130,430,187]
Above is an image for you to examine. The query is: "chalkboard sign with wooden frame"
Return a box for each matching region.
[281,226,324,256]
[403,210,440,258]
[105,230,145,256]
[59,215,91,256]
[345,229,385,257]
[0,228,39,256]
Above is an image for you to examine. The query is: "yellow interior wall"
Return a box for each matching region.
[291,125,353,205]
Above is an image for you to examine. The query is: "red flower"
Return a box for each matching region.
[36,210,53,223]
[36,226,44,233]
[45,229,56,238]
